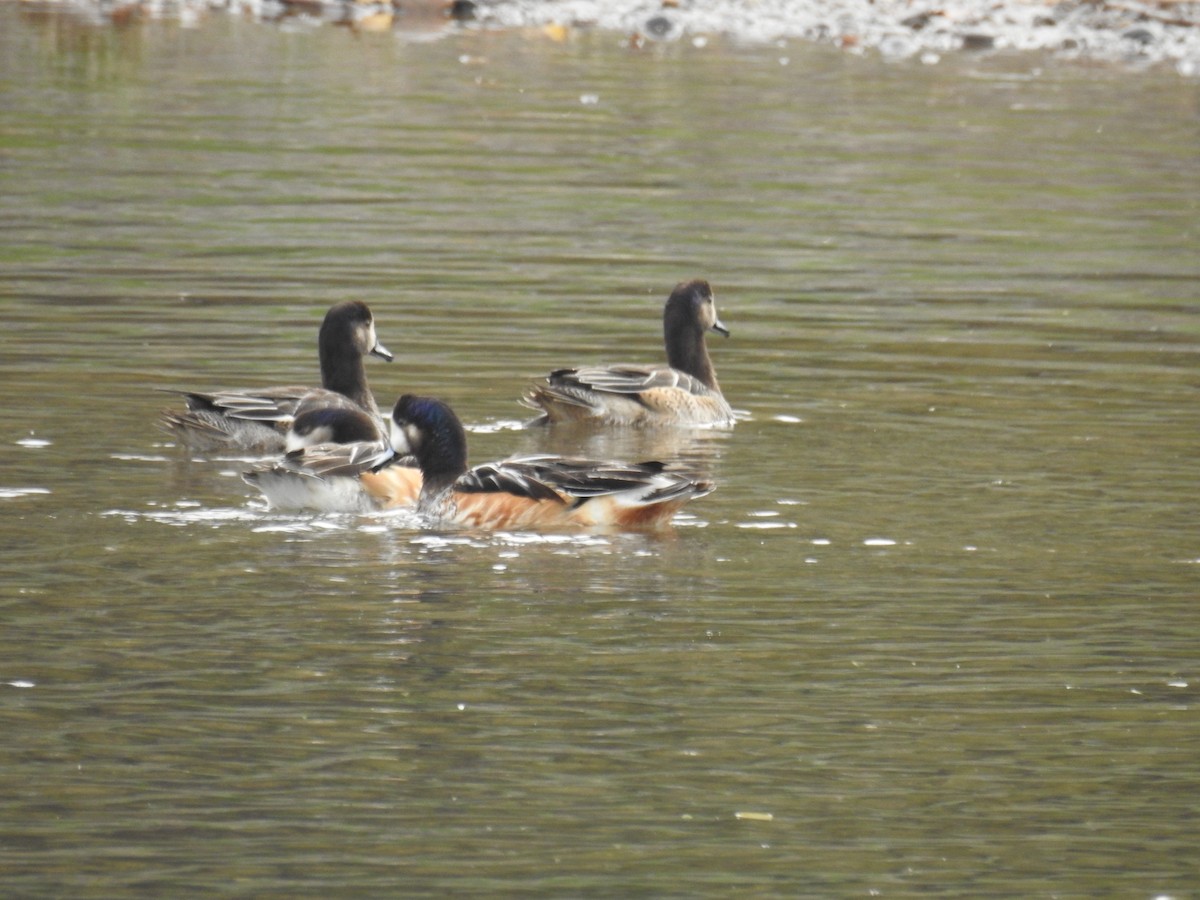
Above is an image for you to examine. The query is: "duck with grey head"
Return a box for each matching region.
[160,300,392,454]
[522,280,735,428]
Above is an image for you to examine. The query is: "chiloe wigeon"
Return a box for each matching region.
[523,280,734,428]
[160,300,392,454]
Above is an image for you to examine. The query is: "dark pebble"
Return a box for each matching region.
[961,32,996,49]
[902,11,936,30]
[644,14,676,38]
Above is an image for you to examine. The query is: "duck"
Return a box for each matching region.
[242,422,423,514]
[160,300,392,454]
[522,279,735,428]
[385,394,714,531]
[284,394,385,453]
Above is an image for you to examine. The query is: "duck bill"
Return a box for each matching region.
[368,445,399,473]
[370,340,395,362]
[711,317,731,338]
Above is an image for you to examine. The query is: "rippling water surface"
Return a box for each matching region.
[1,7,1198,896]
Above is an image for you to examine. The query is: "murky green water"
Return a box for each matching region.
[2,6,1198,896]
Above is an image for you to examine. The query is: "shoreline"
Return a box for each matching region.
[7,0,1199,75]
[473,0,1199,74]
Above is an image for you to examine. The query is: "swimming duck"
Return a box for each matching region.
[386,394,714,531]
[242,410,422,513]
[160,300,392,454]
[284,394,385,453]
[522,279,734,428]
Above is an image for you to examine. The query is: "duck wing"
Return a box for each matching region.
[161,386,312,423]
[456,458,568,503]
[456,455,703,504]
[275,439,399,479]
[548,365,712,397]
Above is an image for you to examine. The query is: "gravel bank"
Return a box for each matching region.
[11,0,1200,74]
[473,0,1200,74]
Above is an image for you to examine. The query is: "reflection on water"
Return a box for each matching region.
[1,5,1198,896]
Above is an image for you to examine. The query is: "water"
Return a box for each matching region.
[2,7,1198,896]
